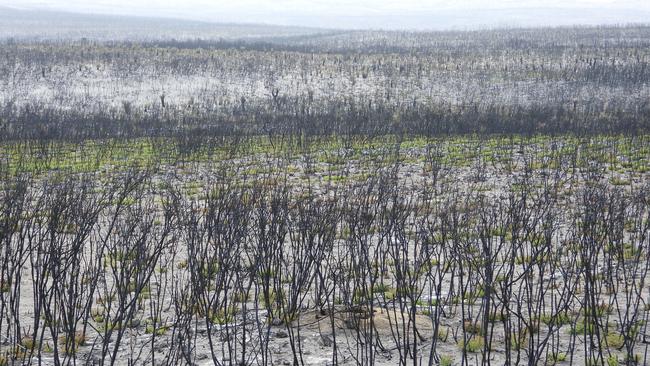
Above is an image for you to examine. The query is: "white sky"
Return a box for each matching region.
[3,0,650,29]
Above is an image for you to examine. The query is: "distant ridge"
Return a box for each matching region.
[2,3,650,33]
[0,6,333,41]
[1,5,649,41]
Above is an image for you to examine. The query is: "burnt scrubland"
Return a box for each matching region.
[1,17,650,365]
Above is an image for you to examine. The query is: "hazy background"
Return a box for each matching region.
[2,0,650,30]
